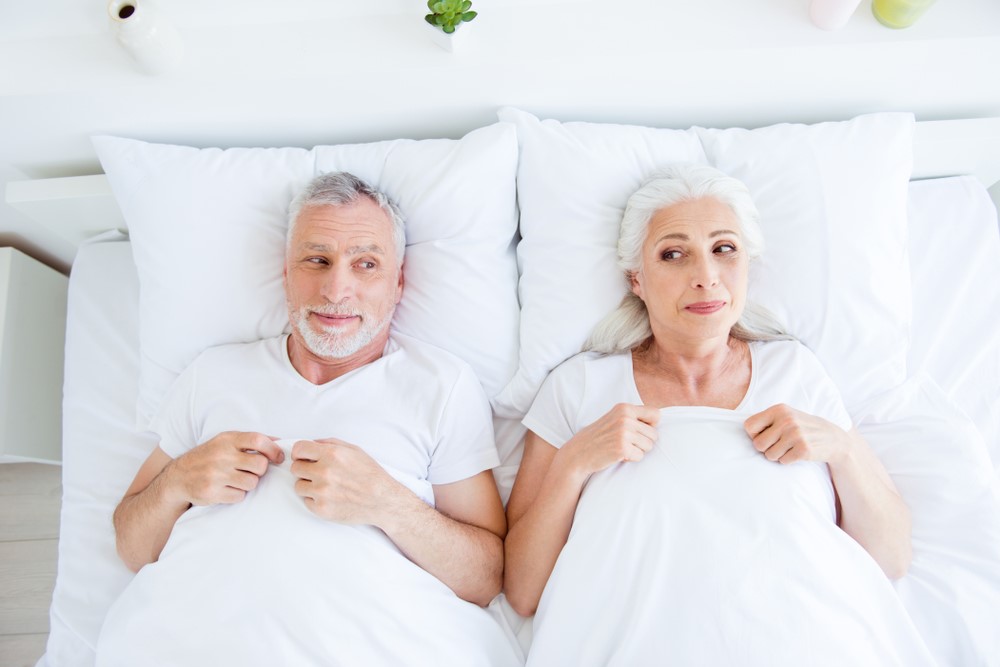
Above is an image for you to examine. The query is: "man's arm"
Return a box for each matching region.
[114,432,284,572]
[291,440,506,606]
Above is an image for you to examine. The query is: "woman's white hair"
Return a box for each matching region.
[584,164,792,354]
[286,172,406,266]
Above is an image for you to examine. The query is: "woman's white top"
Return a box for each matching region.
[524,339,851,449]
[520,340,934,667]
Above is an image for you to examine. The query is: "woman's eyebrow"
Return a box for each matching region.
[655,229,738,243]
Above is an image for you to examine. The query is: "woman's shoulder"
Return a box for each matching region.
[549,349,629,380]
[750,338,821,365]
[534,350,631,403]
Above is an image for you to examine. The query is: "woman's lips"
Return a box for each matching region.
[685,301,725,315]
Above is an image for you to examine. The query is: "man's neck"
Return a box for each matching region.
[286,330,391,385]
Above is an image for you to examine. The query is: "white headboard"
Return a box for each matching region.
[5,116,1000,255]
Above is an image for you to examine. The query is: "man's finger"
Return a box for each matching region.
[291,439,321,462]
[237,451,270,476]
[249,434,285,464]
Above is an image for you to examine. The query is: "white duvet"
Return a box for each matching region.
[95,441,522,667]
[526,408,937,667]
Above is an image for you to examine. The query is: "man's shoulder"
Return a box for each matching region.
[387,331,477,381]
[190,335,284,369]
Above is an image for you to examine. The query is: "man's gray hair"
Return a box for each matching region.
[286,172,406,266]
[585,163,792,354]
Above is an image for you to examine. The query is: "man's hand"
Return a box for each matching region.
[290,439,403,526]
[165,431,284,507]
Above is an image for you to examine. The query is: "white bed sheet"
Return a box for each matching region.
[43,240,155,667]
[42,177,1000,666]
[528,409,936,667]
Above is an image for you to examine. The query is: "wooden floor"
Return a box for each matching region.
[0,463,61,667]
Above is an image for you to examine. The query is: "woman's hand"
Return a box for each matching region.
[504,403,658,616]
[743,404,850,465]
[560,403,661,481]
[745,403,912,578]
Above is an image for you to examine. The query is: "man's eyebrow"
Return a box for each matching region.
[299,242,385,255]
[347,244,384,255]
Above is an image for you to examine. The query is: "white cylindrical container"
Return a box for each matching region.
[809,0,864,30]
[108,0,184,74]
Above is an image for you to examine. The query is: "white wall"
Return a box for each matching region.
[2,0,999,271]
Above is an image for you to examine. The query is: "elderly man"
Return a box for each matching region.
[98,173,521,667]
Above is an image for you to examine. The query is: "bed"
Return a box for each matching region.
[24,109,1000,666]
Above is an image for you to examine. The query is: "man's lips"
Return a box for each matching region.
[311,311,360,327]
[685,301,725,315]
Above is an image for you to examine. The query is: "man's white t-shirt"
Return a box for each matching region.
[524,339,852,447]
[97,332,524,667]
[152,330,500,489]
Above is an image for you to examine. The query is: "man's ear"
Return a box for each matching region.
[395,262,405,304]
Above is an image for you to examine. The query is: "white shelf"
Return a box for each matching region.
[5,176,126,249]
[0,248,68,464]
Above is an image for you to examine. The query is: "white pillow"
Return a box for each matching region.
[496,107,914,418]
[906,176,1000,466]
[93,125,520,429]
[854,374,1000,666]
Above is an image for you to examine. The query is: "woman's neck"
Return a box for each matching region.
[632,335,751,408]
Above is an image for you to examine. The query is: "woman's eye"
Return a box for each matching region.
[715,243,737,254]
[661,250,682,261]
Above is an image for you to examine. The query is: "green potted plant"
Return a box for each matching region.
[424,0,477,52]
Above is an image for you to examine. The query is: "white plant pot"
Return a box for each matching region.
[108,0,184,74]
[426,21,473,53]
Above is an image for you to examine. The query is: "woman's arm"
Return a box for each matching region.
[504,404,660,616]
[827,428,912,579]
[744,405,911,579]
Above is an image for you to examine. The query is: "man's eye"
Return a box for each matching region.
[358,261,376,270]
[306,257,328,265]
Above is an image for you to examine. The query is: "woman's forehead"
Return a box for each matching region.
[646,198,740,240]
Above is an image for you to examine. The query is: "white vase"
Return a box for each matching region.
[108,0,184,74]
[809,0,864,30]
[426,21,473,53]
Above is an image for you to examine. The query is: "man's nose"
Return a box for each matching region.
[320,264,355,302]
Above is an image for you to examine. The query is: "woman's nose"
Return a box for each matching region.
[691,255,720,289]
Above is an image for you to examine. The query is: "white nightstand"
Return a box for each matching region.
[0,247,68,464]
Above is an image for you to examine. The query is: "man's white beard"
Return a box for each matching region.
[290,303,394,359]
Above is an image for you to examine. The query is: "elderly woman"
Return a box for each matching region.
[504,165,934,666]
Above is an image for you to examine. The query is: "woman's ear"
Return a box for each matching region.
[628,271,643,300]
